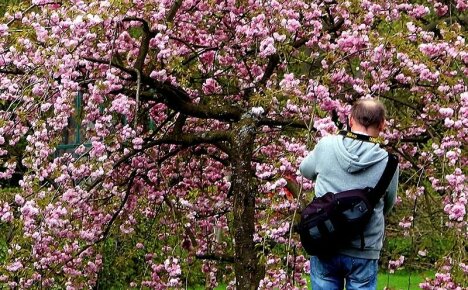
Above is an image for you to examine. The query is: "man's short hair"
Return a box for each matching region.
[351,99,386,129]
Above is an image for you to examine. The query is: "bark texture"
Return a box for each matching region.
[231,118,265,289]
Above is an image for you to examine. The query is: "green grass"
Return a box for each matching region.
[377,271,430,290]
[188,271,432,289]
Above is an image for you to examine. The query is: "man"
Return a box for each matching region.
[299,99,399,290]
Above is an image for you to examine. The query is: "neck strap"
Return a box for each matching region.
[338,130,381,144]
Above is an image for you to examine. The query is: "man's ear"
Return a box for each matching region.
[378,120,386,131]
[349,117,354,128]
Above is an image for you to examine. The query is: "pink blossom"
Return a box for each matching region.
[0,24,8,37]
[444,202,466,221]
[408,5,430,18]
[6,261,23,272]
[135,243,144,249]
[388,256,405,273]
[14,194,24,205]
[259,37,276,57]
[336,31,368,53]
[439,107,455,118]
[434,3,449,16]
[0,202,12,222]
[202,78,221,94]
[456,0,468,11]
[279,73,300,91]
[282,18,301,33]
[459,263,468,274]
[89,141,106,159]
[313,117,337,136]
[110,94,134,117]
[132,137,144,150]
[398,216,413,229]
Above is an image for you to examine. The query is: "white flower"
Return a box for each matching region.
[251,106,265,116]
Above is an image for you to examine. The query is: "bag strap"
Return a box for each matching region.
[368,153,398,205]
[338,130,382,144]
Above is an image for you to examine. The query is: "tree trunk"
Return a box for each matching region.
[231,119,265,289]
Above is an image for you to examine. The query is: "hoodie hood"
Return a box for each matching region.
[333,136,388,173]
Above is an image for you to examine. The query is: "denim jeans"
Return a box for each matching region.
[310,254,378,290]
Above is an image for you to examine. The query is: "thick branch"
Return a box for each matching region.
[0,68,25,75]
[258,117,310,129]
[84,56,244,121]
[166,0,184,22]
[196,254,234,263]
[173,114,187,134]
[152,81,243,122]
[258,54,280,86]
[122,17,155,71]
[142,130,232,151]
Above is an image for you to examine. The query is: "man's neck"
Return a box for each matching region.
[350,125,380,137]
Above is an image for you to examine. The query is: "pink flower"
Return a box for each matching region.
[136,243,144,249]
[0,24,8,37]
[444,202,466,221]
[409,5,430,18]
[251,107,265,116]
[89,141,106,158]
[388,256,405,273]
[14,194,24,205]
[279,73,300,91]
[110,94,134,117]
[282,19,301,33]
[456,0,467,11]
[202,78,221,94]
[259,37,276,57]
[132,137,143,150]
[439,107,454,118]
[6,261,23,272]
[398,216,413,228]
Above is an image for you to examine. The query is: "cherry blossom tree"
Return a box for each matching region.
[0,0,466,289]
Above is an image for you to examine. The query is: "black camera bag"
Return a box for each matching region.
[297,153,398,256]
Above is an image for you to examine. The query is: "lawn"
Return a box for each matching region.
[189,271,431,289]
[377,271,430,290]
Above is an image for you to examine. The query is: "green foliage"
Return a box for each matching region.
[0,0,23,16]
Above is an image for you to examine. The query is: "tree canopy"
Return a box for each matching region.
[0,0,466,289]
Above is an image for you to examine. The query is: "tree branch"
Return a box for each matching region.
[258,117,310,129]
[380,94,421,113]
[0,68,25,75]
[101,170,137,239]
[58,170,137,274]
[122,17,155,71]
[195,254,234,263]
[152,81,243,122]
[86,131,232,193]
[166,0,184,22]
[84,55,244,122]
[258,54,280,86]
[83,56,136,78]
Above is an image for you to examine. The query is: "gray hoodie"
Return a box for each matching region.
[299,133,399,259]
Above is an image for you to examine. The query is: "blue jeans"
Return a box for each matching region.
[310,255,378,290]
